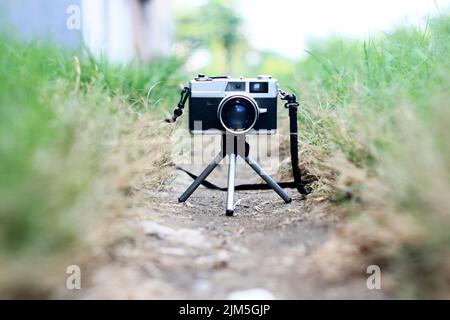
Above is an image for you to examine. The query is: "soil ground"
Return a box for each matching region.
[61,158,388,299]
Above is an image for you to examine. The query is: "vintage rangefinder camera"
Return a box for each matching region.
[189,75,278,135]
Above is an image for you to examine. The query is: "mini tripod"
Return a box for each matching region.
[178,134,292,216]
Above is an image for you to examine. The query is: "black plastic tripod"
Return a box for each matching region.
[178,134,292,216]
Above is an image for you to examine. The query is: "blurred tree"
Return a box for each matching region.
[177,0,242,74]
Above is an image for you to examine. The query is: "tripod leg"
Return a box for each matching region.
[245,155,292,203]
[226,153,237,216]
[178,152,223,203]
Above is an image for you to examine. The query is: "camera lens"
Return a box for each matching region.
[218,96,259,134]
[224,100,248,129]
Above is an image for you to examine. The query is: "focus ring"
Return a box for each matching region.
[217,94,259,135]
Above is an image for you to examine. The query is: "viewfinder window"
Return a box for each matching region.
[250,82,268,93]
[226,82,246,91]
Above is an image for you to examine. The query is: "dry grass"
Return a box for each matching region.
[0,38,180,297]
[292,14,450,298]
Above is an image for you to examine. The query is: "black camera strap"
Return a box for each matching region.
[278,89,313,195]
[165,86,190,123]
[166,87,313,195]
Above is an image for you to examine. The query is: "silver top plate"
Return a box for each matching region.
[190,76,278,98]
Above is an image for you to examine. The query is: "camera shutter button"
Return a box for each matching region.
[196,74,209,81]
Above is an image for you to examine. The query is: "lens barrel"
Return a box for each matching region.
[218,95,259,135]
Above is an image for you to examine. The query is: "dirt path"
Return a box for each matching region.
[63,159,387,299]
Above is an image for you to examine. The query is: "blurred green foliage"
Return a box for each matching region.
[176,0,298,86]
[294,13,450,298]
[0,36,183,272]
[177,0,243,74]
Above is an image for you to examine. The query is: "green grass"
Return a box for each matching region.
[294,13,450,297]
[0,37,183,296]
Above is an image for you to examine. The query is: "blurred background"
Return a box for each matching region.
[1,0,447,73]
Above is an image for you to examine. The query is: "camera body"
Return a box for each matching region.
[188,75,278,135]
